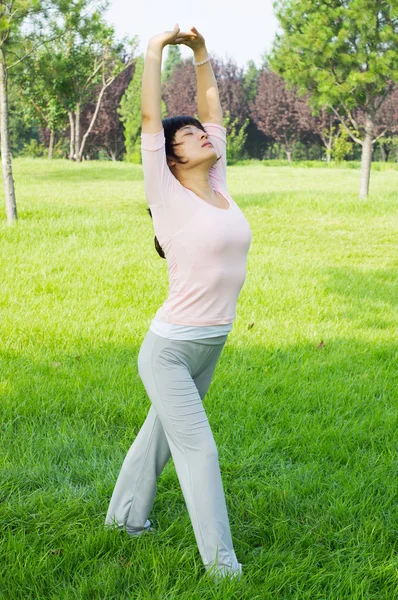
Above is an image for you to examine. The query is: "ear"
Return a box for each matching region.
[167,156,176,168]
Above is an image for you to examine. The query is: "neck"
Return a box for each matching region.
[173,166,215,199]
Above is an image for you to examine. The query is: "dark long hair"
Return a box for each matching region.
[146,115,222,259]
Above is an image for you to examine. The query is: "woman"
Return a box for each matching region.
[104,24,252,583]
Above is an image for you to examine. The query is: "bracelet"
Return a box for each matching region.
[193,55,211,67]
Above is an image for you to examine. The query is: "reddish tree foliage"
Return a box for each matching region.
[251,70,313,161]
[373,85,398,161]
[161,57,197,117]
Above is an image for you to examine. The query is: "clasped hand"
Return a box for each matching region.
[149,23,206,51]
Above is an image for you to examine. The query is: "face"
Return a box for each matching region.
[168,125,217,169]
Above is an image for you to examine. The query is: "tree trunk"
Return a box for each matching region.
[48,129,55,159]
[379,144,386,162]
[112,135,118,161]
[0,47,17,224]
[78,84,108,161]
[326,137,332,163]
[68,111,75,160]
[75,104,81,162]
[359,111,375,199]
[286,150,292,163]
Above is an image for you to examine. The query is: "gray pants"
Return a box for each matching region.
[104,328,242,579]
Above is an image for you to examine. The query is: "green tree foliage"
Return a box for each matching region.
[118,55,144,163]
[332,123,354,161]
[13,52,68,157]
[224,110,250,164]
[161,44,181,85]
[243,60,259,102]
[269,0,397,109]
[268,0,398,196]
[7,79,38,154]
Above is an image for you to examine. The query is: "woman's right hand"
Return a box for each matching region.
[148,23,181,49]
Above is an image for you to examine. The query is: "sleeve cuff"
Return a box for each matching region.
[202,122,226,141]
[141,129,165,151]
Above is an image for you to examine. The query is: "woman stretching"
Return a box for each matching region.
[104,24,252,583]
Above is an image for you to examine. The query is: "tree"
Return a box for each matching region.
[241,60,268,159]
[161,57,197,117]
[161,44,181,85]
[268,0,398,197]
[81,62,134,160]
[366,84,398,161]
[224,110,250,163]
[119,55,144,163]
[332,123,354,161]
[75,35,137,162]
[251,70,311,162]
[0,0,55,223]
[312,107,341,163]
[13,52,68,159]
[29,0,138,162]
[7,77,41,155]
[243,60,259,102]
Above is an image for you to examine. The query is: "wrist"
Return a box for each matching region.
[147,40,164,53]
[193,45,208,61]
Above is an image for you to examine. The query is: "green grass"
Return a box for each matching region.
[1,158,398,599]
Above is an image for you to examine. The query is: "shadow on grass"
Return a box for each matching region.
[321,266,398,321]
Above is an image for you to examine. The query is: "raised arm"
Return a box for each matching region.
[141,24,181,134]
[141,43,163,133]
[172,26,223,126]
[193,42,224,126]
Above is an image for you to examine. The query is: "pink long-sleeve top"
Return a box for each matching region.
[141,122,252,328]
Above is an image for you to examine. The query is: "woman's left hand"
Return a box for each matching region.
[171,26,206,52]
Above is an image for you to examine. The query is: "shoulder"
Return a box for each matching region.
[202,119,226,130]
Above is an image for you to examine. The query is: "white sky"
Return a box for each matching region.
[104,0,281,71]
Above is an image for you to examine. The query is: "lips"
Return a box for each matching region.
[202,142,212,147]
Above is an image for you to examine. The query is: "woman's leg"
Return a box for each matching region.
[104,335,227,535]
[136,331,240,578]
[104,401,171,535]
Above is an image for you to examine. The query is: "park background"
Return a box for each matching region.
[1,0,398,598]
[1,0,397,170]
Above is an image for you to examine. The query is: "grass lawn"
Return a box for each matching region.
[1,158,397,599]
